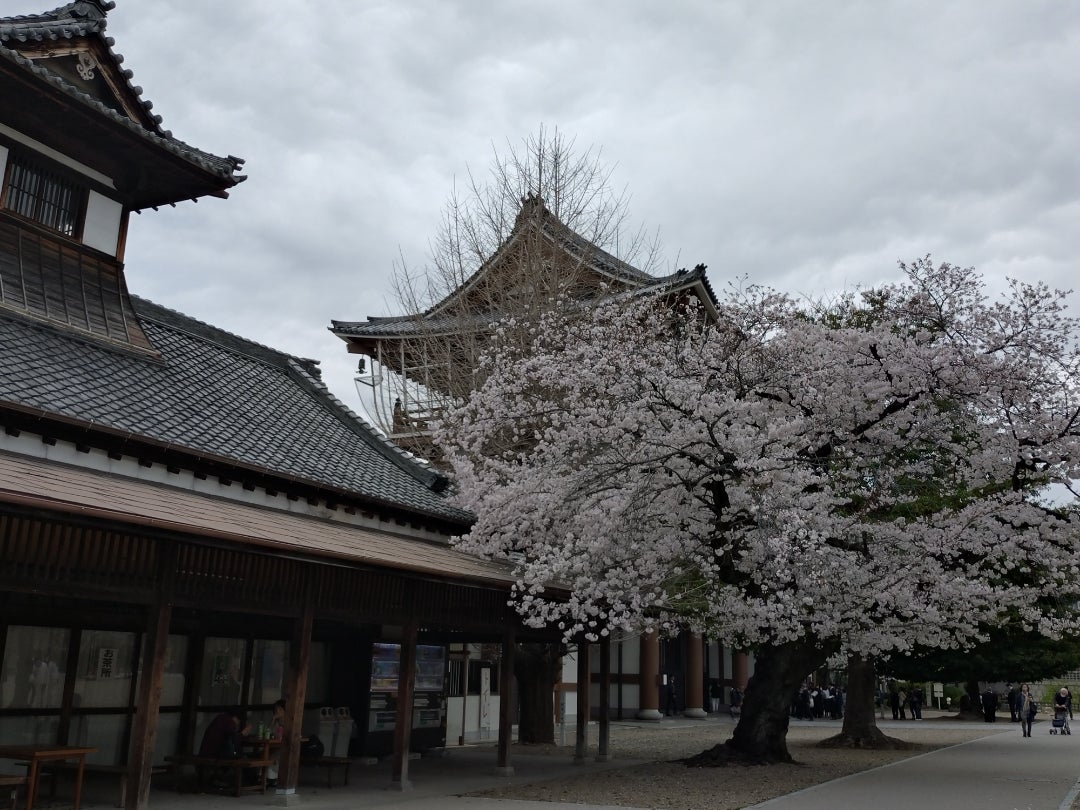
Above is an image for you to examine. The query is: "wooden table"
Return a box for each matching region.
[0,745,97,810]
[241,736,281,762]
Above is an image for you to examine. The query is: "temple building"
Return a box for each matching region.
[0,2,558,806]
[331,192,752,726]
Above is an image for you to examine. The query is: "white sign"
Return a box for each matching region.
[479,668,491,730]
[97,648,117,679]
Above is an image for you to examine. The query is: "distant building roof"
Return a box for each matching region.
[331,196,718,341]
[0,297,471,527]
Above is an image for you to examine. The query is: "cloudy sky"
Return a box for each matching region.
[15,1,1080,418]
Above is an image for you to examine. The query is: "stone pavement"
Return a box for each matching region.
[56,741,657,810]
[39,714,1080,810]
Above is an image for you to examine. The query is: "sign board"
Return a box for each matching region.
[479,668,491,730]
[96,648,117,679]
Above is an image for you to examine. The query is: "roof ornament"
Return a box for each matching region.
[516,191,548,224]
[69,1,115,22]
[75,51,97,81]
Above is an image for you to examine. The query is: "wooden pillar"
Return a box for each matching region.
[457,649,470,746]
[125,542,177,810]
[494,627,515,775]
[637,633,661,721]
[573,640,590,764]
[732,651,750,690]
[391,622,418,790]
[596,639,610,762]
[683,633,707,718]
[276,601,313,798]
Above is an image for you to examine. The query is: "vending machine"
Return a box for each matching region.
[365,642,447,756]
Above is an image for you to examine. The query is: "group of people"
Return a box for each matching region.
[990,683,1075,737]
[708,681,744,717]
[885,685,925,720]
[792,683,845,720]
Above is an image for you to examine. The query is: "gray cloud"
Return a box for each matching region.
[9,0,1076,409]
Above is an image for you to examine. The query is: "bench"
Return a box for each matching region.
[0,775,27,810]
[165,754,270,796]
[299,755,350,788]
[37,762,167,808]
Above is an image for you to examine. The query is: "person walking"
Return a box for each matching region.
[729,685,743,718]
[910,686,923,720]
[1017,683,1036,737]
[889,688,900,720]
[1054,687,1072,734]
[982,687,998,722]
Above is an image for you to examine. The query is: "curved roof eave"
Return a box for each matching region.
[0,46,244,188]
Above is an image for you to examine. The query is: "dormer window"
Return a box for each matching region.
[2,151,85,237]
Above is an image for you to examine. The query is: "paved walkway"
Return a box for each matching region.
[751,719,1080,810]
[48,716,1080,810]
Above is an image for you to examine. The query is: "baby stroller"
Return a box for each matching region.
[1050,706,1071,735]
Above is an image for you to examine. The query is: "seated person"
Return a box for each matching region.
[200,707,250,759]
[267,700,286,787]
[271,699,286,740]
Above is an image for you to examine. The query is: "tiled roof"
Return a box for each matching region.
[330,197,716,339]
[0,298,472,525]
[331,311,496,339]
[0,451,509,586]
[0,2,244,186]
[0,1,111,42]
[331,265,717,339]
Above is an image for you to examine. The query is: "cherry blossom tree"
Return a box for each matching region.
[436,258,1080,763]
[384,128,663,744]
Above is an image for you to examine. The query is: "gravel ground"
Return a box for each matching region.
[467,719,1002,810]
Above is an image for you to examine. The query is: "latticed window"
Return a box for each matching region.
[3,152,83,236]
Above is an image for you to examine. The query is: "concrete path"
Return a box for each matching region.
[750,720,1080,810]
[55,716,1080,810]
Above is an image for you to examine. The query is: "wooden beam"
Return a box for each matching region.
[637,633,662,720]
[684,632,707,718]
[276,599,314,798]
[597,639,610,762]
[495,626,515,775]
[391,621,418,789]
[573,639,590,764]
[125,541,178,810]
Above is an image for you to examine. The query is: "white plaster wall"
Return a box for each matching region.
[708,642,721,675]
[0,144,8,183]
[446,694,502,744]
[617,637,641,671]
[82,190,122,256]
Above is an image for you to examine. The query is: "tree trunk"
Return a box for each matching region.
[954,678,983,720]
[819,654,910,749]
[514,642,561,744]
[684,637,834,766]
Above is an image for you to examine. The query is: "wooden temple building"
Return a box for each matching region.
[0,2,576,807]
[330,186,753,726]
